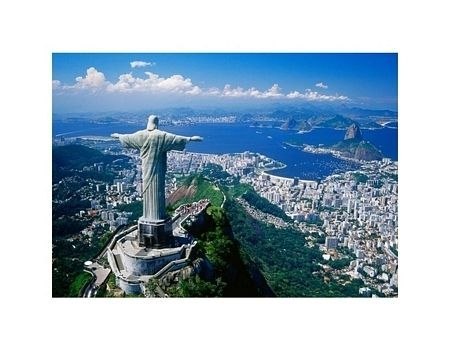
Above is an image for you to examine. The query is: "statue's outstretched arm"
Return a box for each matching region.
[111,132,142,149]
[189,136,203,142]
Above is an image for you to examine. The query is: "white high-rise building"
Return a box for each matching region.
[101,211,108,221]
[343,237,349,247]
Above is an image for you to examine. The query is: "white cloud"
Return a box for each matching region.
[107,71,201,95]
[260,84,283,98]
[73,67,110,91]
[218,84,283,99]
[205,87,221,96]
[286,91,302,99]
[315,82,328,89]
[186,86,202,95]
[106,73,136,93]
[222,84,248,97]
[155,74,195,92]
[287,89,348,101]
[130,61,155,68]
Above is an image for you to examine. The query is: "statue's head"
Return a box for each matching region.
[147,115,159,131]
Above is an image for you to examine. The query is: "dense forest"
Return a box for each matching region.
[163,205,274,297]
[241,189,291,221]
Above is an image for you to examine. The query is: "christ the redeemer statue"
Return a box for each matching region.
[111,115,202,247]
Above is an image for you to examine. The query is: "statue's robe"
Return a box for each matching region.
[118,129,188,220]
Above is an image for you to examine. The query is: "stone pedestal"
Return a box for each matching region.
[138,217,173,248]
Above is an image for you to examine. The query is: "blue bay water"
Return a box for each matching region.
[53,120,398,181]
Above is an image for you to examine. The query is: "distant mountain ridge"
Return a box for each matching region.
[53,144,128,170]
[275,105,397,133]
[54,104,397,122]
[316,114,355,129]
[338,106,398,118]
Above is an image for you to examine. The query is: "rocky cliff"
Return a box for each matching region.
[344,123,363,141]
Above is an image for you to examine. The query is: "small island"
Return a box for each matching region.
[280,117,313,134]
[298,120,313,133]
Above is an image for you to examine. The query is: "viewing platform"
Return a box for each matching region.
[107,199,210,295]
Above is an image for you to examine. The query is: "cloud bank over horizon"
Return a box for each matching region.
[53,67,349,102]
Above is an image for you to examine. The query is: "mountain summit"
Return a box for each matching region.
[344,123,363,141]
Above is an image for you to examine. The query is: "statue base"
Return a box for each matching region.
[138,217,173,248]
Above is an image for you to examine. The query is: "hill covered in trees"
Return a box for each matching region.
[170,176,363,297]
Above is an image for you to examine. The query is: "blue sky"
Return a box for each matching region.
[52,53,397,112]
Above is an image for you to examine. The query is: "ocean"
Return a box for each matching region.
[53,120,398,180]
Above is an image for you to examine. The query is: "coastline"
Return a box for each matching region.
[53,122,396,180]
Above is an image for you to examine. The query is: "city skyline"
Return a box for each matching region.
[53,53,398,112]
